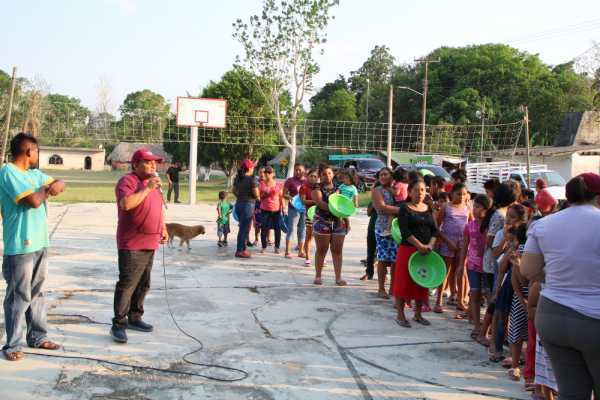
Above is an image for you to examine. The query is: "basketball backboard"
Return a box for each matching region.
[176,97,227,128]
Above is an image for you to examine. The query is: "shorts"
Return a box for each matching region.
[217,223,230,236]
[312,216,347,236]
[376,234,397,263]
[467,269,494,293]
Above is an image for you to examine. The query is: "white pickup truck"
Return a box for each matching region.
[466,161,567,200]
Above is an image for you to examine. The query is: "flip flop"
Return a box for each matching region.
[470,330,480,339]
[4,351,24,361]
[413,317,431,326]
[395,318,411,328]
[335,280,347,286]
[433,305,444,313]
[304,260,311,267]
[489,354,505,363]
[285,253,293,259]
[377,290,390,299]
[36,341,60,350]
[476,336,490,347]
[313,278,322,285]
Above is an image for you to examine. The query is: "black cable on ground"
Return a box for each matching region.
[24,244,248,383]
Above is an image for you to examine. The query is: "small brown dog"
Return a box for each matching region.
[166,223,206,250]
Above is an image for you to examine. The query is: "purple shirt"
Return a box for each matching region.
[116,172,164,250]
[284,176,305,198]
[464,219,486,272]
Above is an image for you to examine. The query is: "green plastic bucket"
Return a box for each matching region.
[391,218,402,244]
[328,193,357,218]
[408,251,447,289]
[307,205,317,221]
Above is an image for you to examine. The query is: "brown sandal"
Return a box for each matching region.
[36,341,60,350]
[4,351,24,361]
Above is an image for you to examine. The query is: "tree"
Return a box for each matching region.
[118,89,170,142]
[233,0,339,177]
[41,94,91,145]
[309,88,357,121]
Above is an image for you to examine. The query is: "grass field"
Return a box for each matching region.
[45,169,227,204]
[44,169,370,207]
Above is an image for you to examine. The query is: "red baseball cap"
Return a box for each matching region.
[578,172,600,194]
[535,178,548,189]
[131,148,163,164]
[241,159,254,170]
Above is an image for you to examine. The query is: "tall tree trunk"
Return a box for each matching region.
[286,125,297,178]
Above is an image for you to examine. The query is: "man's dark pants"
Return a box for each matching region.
[113,250,154,327]
[167,182,179,202]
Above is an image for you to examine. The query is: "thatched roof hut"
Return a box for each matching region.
[107,142,173,164]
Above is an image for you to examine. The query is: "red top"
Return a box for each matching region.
[116,173,164,250]
[284,176,306,197]
[259,181,282,212]
[299,183,313,201]
[443,182,454,193]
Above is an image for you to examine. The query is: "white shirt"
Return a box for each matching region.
[524,205,600,319]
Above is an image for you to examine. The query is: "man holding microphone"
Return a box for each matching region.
[111,148,168,343]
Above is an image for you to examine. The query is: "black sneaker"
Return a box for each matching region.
[110,325,128,343]
[218,241,223,247]
[223,240,228,246]
[127,319,154,332]
[246,241,255,247]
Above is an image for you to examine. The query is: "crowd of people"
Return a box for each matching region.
[228,158,599,400]
[2,133,597,399]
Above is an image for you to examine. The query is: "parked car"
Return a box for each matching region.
[336,157,386,192]
[393,163,452,182]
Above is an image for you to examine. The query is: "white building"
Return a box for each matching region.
[503,111,600,180]
[39,146,106,171]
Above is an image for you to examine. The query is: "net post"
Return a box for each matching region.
[189,126,198,204]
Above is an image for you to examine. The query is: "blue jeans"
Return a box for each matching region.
[235,201,255,252]
[2,249,49,353]
[286,205,306,243]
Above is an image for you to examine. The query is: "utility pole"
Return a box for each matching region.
[415,58,439,154]
[387,85,393,168]
[365,78,370,123]
[524,106,531,188]
[1,67,17,164]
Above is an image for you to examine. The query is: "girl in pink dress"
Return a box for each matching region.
[434,183,471,313]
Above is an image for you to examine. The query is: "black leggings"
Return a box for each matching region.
[260,210,281,249]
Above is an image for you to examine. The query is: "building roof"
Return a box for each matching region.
[107,142,172,163]
[40,145,105,154]
[509,144,600,157]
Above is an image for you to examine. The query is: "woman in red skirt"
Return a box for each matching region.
[392,178,440,328]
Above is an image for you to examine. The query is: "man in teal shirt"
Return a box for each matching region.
[0,133,65,361]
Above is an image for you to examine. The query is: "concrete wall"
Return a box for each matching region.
[39,148,105,171]
[571,153,600,176]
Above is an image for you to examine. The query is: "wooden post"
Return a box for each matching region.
[1,67,17,164]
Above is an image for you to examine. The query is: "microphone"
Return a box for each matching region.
[153,172,168,209]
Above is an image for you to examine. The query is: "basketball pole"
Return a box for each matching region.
[189,126,198,204]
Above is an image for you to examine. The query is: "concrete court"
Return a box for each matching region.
[0,202,529,400]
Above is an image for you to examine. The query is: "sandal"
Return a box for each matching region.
[470,330,480,339]
[395,318,411,328]
[297,253,306,258]
[421,304,432,313]
[476,336,490,347]
[304,259,311,267]
[508,367,521,381]
[377,290,390,299]
[454,312,468,320]
[502,357,513,368]
[313,277,322,285]
[335,280,347,286]
[285,253,293,259]
[4,351,24,361]
[489,354,505,363]
[36,341,60,350]
[413,316,431,326]
[433,305,444,313]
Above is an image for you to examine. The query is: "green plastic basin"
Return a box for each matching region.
[408,251,447,289]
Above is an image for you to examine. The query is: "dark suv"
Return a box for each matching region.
[340,158,386,192]
[393,163,451,182]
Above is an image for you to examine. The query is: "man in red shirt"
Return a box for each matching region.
[110,149,168,343]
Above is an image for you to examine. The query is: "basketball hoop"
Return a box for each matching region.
[176,97,227,128]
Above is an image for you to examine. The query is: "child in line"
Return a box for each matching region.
[529,281,558,400]
[336,168,358,233]
[460,194,492,344]
[216,191,233,247]
[507,223,529,381]
[300,169,319,267]
[435,183,472,313]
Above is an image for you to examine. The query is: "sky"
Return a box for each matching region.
[1,0,599,114]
